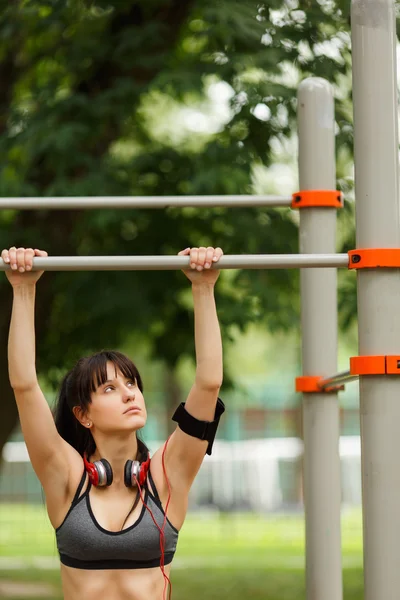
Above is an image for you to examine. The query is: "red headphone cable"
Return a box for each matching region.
[135,434,173,600]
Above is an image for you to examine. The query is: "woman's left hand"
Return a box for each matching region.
[178,246,223,285]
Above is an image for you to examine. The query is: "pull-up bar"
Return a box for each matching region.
[0,254,349,271]
[0,195,293,210]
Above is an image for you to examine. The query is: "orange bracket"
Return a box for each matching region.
[350,355,400,375]
[349,249,400,269]
[295,376,344,393]
[291,190,343,209]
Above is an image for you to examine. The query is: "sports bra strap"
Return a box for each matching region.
[72,466,88,505]
[147,467,161,505]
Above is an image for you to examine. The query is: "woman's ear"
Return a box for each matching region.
[72,406,90,428]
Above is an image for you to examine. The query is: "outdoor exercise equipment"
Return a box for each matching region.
[2,2,398,599]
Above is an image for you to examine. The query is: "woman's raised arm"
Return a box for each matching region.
[152,246,224,494]
[3,247,47,390]
[183,246,223,419]
[2,247,76,498]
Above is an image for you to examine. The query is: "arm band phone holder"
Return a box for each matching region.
[171,397,225,455]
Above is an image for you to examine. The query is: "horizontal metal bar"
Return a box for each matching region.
[0,195,293,210]
[0,254,350,271]
[319,370,359,390]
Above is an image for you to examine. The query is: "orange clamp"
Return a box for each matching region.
[348,249,400,269]
[350,355,400,375]
[295,376,344,393]
[291,190,343,209]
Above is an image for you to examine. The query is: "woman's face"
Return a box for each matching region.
[84,361,147,434]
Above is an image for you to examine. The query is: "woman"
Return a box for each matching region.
[2,245,225,600]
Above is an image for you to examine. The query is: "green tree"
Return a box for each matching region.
[0,0,353,461]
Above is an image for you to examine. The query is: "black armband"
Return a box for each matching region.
[171,397,225,455]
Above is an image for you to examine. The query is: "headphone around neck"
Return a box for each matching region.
[83,452,151,488]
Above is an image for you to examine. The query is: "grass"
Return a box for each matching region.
[0,504,364,599]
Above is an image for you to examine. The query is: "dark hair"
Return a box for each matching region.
[52,350,149,461]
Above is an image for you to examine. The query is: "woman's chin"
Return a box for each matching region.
[126,417,147,430]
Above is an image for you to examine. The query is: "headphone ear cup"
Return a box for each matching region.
[124,460,144,488]
[83,453,99,486]
[99,459,113,486]
[124,460,134,488]
[139,455,151,487]
[84,454,113,487]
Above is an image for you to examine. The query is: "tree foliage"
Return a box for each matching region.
[0,0,354,454]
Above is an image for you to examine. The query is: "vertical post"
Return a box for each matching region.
[351,1,400,598]
[298,78,343,600]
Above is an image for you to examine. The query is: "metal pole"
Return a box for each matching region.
[298,78,343,600]
[351,2,400,598]
[319,371,359,390]
[0,254,349,271]
[0,195,293,210]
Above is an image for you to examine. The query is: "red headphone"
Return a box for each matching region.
[83,452,151,488]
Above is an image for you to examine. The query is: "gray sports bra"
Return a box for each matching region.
[55,465,179,570]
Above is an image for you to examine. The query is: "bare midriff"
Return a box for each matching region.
[60,563,172,600]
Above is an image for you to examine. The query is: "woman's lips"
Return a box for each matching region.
[124,407,141,414]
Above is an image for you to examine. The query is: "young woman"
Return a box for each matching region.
[2,245,225,600]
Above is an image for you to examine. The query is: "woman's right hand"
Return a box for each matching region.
[1,247,48,287]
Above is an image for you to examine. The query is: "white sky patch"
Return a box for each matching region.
[291,10,306,24]
[252,103,271,121]
[207,81,235,104]
[181,109,214,133]
[182,81,234,134]
[143,80,235,142]
[261,32,273,46]
[314,37,346,63]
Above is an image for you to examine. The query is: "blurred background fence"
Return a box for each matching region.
[1,433,362,514]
